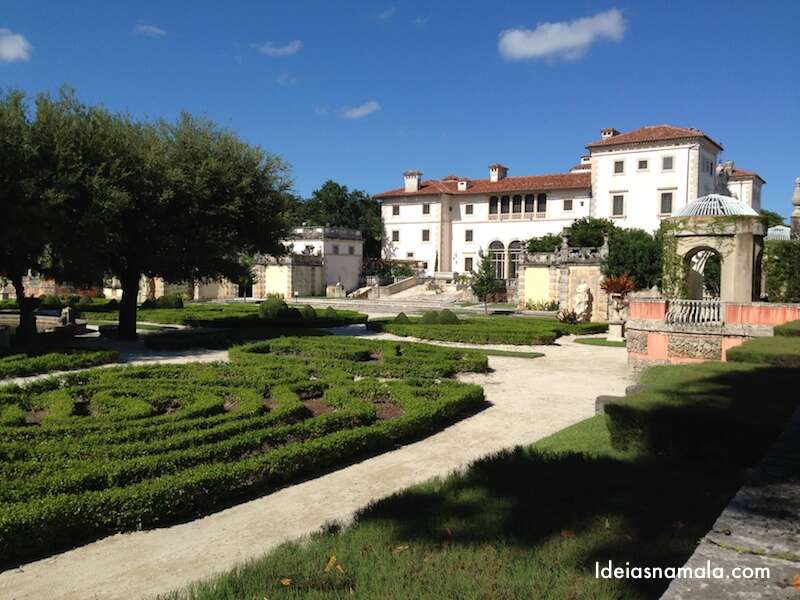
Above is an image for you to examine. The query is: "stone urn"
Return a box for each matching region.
[607,293,628,342]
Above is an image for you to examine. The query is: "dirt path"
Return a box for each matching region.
[0,335,631,600]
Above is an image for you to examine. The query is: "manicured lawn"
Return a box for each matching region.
[574,337,627,348]
[726,334,800,367]
[368,316,607,345]
[0,349,119,380]
[162,357,799,600]
[0,336,488,565]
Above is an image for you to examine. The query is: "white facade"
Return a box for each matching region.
[287,227,363,292]
[376,125,764,280]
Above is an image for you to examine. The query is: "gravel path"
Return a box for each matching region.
[0,333,631,600]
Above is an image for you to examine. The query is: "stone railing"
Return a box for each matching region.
[665,298,723,326]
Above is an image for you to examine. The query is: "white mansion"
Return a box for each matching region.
[375,125,765,280]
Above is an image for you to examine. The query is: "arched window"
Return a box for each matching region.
[524,194,534,213]
[489,241,505,279]
[500,195,510,214]
[512,195,522,214]
[508,240,523,280]
[489,196,498,214]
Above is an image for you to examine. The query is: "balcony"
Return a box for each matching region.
[665,298,723,326]
[488,211,545,222]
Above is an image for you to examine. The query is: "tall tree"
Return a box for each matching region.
[471,253,497,314]
[37,91,292,339]
[0,90,48,340]
[760,209,785,229]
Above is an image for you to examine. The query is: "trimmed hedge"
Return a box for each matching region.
[0,349,119,380]
[143,327,329,351]
[368,316,606,345]
[604,361,800,459]
[774,319,800,337]
[726,335,800,368]
[0,336,488,564]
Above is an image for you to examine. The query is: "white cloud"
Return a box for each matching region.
[341,100,381,119]
[498,8,626,61]
[255,40,302,57]
[276,72,297,86]
[134,24,167,38]
[0,28,32,63]
[377,8,396,21]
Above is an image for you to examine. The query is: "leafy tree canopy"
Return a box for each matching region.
[566,217,615,247]
[471,253,497,314]
[288,181,382,259]
[760,209,786,229]
[603,228,662,290]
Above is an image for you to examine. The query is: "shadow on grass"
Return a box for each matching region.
[173,364,800,599]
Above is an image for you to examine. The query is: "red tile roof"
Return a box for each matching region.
[374,172,590,199]
[729,166,765,184]
[586,125,723,150]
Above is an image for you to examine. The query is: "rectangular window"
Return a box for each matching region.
[614,160,624,174]
[465,229,473,242]
[391,230,399,242]
[660,192,673,215]
[524,194,534,213]
[638,159,648,170]
[489,196,498,214]
[464,257,473,272]
[406,252,414,258]
[465,204,473,215]
[422,229,430,242]
[662,156,674,171]
[500,195,510,214]
[536,193,547,215]
[512,195,522,213]
[422,203,430,215]
[563,199,573,212]
[332,245,339,255]
[612,194,625,216]
[392,205,400,216]
[348,246,355,255]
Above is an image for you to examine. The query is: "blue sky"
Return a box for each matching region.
[2,1,799,216]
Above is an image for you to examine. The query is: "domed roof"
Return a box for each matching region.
[675,194,759,217]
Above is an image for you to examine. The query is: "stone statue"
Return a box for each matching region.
[59,306,76,326]
[714,161,733,195]
[574,283,592,322]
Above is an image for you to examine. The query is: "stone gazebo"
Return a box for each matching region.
[625,193,800,369]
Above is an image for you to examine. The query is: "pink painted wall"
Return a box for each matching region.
[725,303,800,326]
[629,300,667,320]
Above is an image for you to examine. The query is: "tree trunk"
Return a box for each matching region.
[10,273,37,342]
[118,272,140,340]
[483,298,488,315]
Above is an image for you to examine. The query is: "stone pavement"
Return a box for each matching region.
[661,407,800,599]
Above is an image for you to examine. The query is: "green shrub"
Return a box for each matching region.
[726,336,800,367]
[419,311,440,325]
[393,312,411,324]
[106,299,118,309]
[77,296,94,306]
[40,294,62,308]
[324,306,337,319]
[259,297,287,319]
[526,234,563,253]
[299,305,317,320]
[774,320,800,337]
[156,293,184,309]
[764,240,800,302]
[437,309,460,325]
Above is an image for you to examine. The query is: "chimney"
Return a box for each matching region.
[489,164,508,182]
[600,128,620,140]
[403,170,422,193]
[457,178,470,191]
[580,155,591,165]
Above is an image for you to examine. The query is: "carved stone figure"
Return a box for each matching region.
[59,306,76,326]
[574,283,592,322]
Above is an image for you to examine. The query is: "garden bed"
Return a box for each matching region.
[0,337,488,565]
[367,316,607,345]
